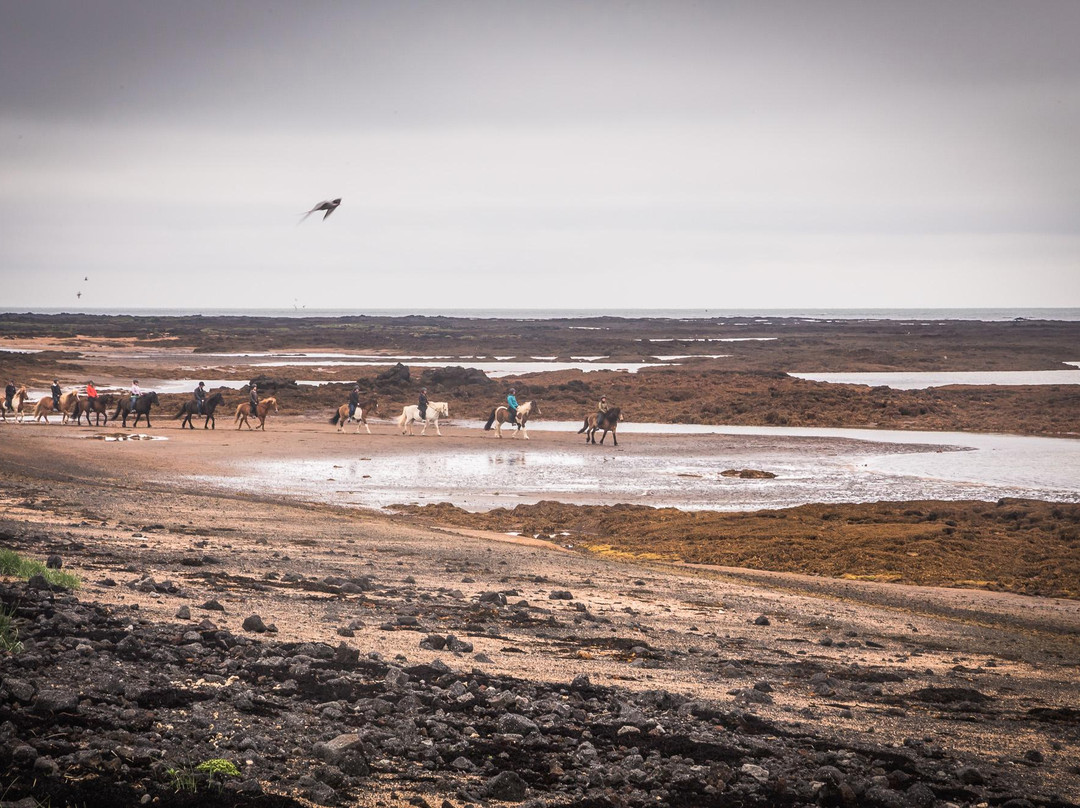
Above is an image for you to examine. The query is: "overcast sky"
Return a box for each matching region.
[2,1,1078,311]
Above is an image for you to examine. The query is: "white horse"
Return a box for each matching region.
[483,400,540,439]
[397,401,449,436]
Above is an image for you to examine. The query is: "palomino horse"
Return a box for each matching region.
[397,401,449,436]
[329,397,378,434]
[1,386,29,422]
[112,392,161,428]
[175,392,226,429]
[578,406,621,446]
[235,397,278,430]
[32,391,79,424]
[484,400,540,439]
[72,394,115,426]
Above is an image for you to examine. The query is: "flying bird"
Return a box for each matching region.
[77,292,82,299]
[300,198,342,222]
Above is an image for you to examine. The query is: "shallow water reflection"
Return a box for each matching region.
[189,426,1080,513]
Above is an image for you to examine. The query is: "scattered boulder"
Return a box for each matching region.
[720,468,777,479]
[242,614,269,633]
[484,770,528,802]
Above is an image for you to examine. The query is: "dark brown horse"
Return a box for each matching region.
[578,406,621,446]
[112,391,160,428]
[73,394,115,426]
[175,392,225,429]
[329,397,378,434]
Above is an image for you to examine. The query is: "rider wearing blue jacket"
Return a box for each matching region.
[506,388,518,423]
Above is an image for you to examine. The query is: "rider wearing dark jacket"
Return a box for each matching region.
[249,384,259,413]
[418,388,428,420]
[348,386,360,418]
[194,382,206,415]
[4,381,15,412]
[51,380,61,409]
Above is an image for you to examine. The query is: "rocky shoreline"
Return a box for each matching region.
[5,575,1079,808]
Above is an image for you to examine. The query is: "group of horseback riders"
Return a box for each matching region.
[7,376,612,431]
[143,379,254,416]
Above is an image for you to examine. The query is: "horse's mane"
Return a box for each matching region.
[261,396,278,405]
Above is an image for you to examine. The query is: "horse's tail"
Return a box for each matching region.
[173,406,185,419]
[397,411,408,430]
[234,405,244,421]
[329,411,341,426]
[577,417,590,434]
[483,409,497,431]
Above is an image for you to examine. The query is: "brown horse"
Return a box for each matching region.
[329,397,378,434]
[1,386,29,422]
[32,391,78,424]
[235,396,278,430]
[578,406,621,446]
[73,394,115,426]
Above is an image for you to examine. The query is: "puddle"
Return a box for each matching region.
[248,359,668,375]
[84,433,168,442]
[790,370,1080,389]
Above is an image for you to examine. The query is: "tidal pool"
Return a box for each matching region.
[188,424,1080,513]
[790,369,1080,389]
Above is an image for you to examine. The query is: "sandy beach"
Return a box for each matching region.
[2,314,1080,807]
[2,413,1080,806]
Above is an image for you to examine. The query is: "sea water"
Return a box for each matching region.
[17,307,1080,321]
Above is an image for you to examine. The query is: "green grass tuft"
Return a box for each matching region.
[0,605,23,654]
[0,549,80,590]
[196,759,241,778]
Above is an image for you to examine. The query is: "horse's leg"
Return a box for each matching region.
[611,428,617,447]
[434,417,441,437]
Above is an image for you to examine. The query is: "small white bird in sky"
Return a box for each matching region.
[300,198,342,222]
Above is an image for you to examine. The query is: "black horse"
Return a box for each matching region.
[578,406,621,446]
[175,391,225,429]
[71,394,115,426]
[112,391,160,428]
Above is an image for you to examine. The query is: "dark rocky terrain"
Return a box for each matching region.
[5,574,1080,808]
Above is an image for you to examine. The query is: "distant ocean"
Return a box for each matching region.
[9,307,1080,322]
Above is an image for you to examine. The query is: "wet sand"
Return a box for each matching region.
[1,422,1079,805]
